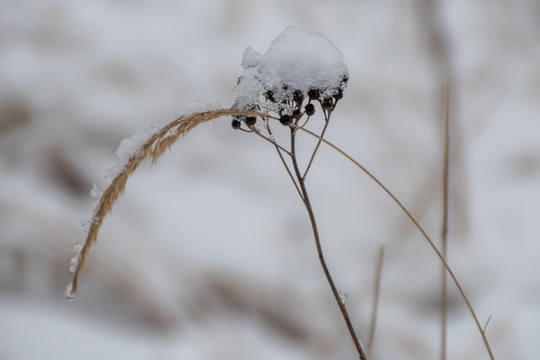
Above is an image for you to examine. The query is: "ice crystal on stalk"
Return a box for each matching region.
[90,184,103,199]
[338,291,348,305]
[104,125,158,180]
[176,99,221,118]
[233,26,348,117]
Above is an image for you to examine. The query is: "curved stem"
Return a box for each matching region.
[302,111,331,179]
[440,83,450,360]
[293,125,495,360]
[289,126,368,360]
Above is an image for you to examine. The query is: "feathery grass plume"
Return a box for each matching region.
[66,108,275,300]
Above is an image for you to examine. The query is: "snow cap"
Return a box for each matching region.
[234,27,348,113]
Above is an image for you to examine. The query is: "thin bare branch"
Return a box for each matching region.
[302,111,331,179]
[292,124,495,360]
[289,125,368,360]
[250,125,292,156]
[483,315,493,334]
[440,83,450,360]
[367,246,385,356]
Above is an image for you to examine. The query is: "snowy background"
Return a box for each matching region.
[1,0,539,359]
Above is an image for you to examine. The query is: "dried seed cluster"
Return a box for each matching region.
[232,75,347,130]
[230,27,349,130]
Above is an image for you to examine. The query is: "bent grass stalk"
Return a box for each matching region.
[67,109,495,360]
[367,246,385,357]
[66,109,273,298]
[440,83,450,360]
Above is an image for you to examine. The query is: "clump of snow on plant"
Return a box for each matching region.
[234,26,348,113]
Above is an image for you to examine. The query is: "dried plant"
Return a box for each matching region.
[66,108,273,299]
[67,27,494,359]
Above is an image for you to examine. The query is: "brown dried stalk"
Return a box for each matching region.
[367,245,385,356]
[292,124,495,360]
[66,109,273,299]
[288,122,368,360]
[440,83,450,360]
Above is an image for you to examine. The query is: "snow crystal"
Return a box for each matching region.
[234,27,348,113]
[338,291,348,305]
[65,283,75,300]
[72,242,83,254]
[81,218,92,233]
[104,124,157,180]
[175,99,221,118]
[69,255,79,275]
[241,47,262,68]
[90,183,103,199]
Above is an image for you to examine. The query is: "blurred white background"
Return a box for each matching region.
[1,0,539,359]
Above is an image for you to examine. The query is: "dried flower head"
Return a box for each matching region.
[304,103,316,117]
[232,27,348,123]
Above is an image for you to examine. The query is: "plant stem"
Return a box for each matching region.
[440,83,450,360]
[294,125,495,359]
[367,246,385,356]
[289,126,368,360]
[302,111,331,179]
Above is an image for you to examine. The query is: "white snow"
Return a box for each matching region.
[234,26,348,113]
[338,291,348,305]
[175,99,221,118]
[104,125,158,180]
[90,184,103,199]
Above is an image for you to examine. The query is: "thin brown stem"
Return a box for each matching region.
[289,126,368,360]
[250,125,292,155]
[302,111,332,179]
[264,123,302,199]
[441,83,450,360]
[292,124,495,360]
[367,246,385,356]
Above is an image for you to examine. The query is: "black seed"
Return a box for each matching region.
[322,97,333,110]
[292,109,301,119]
[245,116,257,126]
[279,114,291,125]
[265,90,275,103]
[293,90,304,104]
[333,88,343,100]
[307,89,320,100]
[305,103,315,116]
[231,119,241,129]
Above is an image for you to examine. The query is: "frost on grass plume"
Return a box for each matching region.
[103,100,220,181]
[69,100,223,299]
[104,125,158,180]
[176,99,221,118]
[233,26,348,118]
